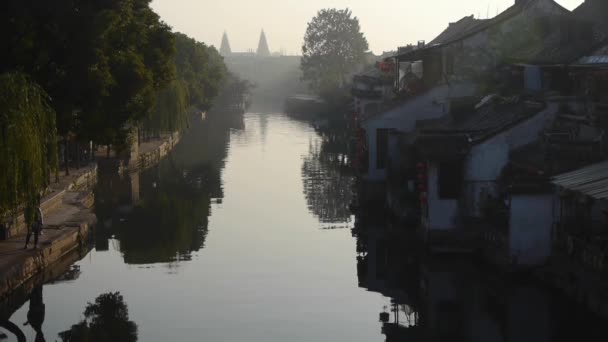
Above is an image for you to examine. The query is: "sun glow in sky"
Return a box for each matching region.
[151,0,585,55]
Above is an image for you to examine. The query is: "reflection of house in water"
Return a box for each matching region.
[352,215,422,341]
[302,139,355,226]
[354,212,608,341]
[415,254,607,342]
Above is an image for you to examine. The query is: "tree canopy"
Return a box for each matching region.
[0,1,227,224]
[142,32,227,136]
[174,33,227,111]
[0,0,176,149]
[0,72,58,225]
[301,8,369,94]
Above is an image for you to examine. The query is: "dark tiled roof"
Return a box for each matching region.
[420,96,546,143]
[395,0,571,62]
[573,0,608,30]
[510,38,599,65]
[508,141,600,177]
[572,0,608,59]
[416,96,546,160]
[552,161,608,200]
[428,16,488,46]
[575,40,608,66]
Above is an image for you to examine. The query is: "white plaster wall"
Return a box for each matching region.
[463,104,557,216]
[509,194,554,266]
[504,104,557,150]
[363,84,471,181]
[428,162,459,230]
[467,137,509,181]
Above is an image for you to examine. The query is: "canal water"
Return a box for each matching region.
[4,110,395,342]
[2,109,607,341]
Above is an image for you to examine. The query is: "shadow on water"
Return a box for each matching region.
[352,213,608,342]
[94,112,242,265]
[0,247,89,342]
[0,111,242,341]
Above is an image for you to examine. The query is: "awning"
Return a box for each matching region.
[552,161,608,200]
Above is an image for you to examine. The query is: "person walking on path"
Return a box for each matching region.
[24,199,43,250]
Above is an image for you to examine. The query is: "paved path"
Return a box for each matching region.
[138,137,168,154]
[0,190,96,299]
[0,192,93,268]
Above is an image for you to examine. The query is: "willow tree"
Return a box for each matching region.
[0,72,58,225]
[144,80,189,137]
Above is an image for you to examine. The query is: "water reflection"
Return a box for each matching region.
[352,213,608,342]
[94,113,240,264]
[301,121,355,226]
[23,286,45,342]
[58,292,137,342]
[0,248,87,342]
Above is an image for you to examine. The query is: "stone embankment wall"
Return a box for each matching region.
[0,131,181,301]
[121,132,181,174]
[1,166,97,239]
[0,213,95,300]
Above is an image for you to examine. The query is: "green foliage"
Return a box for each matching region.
[0,2,229,222]
[142,32,227,135]
[174,33,227,110]
[214,73,254,111]
[0,72,57,224]
[144,80,189,135]
[0,0,176,150]
[301,8,369,94]
[59,292,138,342]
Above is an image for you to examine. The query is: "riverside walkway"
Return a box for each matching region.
[0,134,177,300]
[0,167,97,299]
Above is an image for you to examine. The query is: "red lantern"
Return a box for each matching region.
[420,192,428,204]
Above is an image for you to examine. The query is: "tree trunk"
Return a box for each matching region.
[76,142,80,169]
[64,135,70,176]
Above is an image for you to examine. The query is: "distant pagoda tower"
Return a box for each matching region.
[220,31,232,57]
[256,29,270,57]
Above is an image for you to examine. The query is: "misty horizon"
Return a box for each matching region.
[151,0,584,55]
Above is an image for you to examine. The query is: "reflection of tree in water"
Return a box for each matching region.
[115,157,213,264]
[94,114,239,264]
[301,129,355,225]
[58,292,137,342]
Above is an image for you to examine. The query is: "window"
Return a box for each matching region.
[438,160,464,199]
[376,128,388,169]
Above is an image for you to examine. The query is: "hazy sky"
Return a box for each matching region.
[151,0,584,55]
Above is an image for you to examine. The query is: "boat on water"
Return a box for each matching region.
[284,94,328,118]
